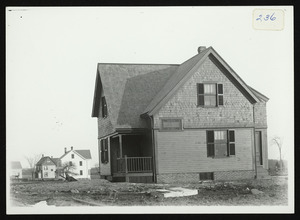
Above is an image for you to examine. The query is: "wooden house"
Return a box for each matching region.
[59,147,92,179]
[35,155,61,179]
[91,46,269,183]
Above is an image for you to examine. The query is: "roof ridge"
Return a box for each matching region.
[98,63,179,66]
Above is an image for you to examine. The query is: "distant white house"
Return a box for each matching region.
[60,146,92,179]
[10,161,22,179]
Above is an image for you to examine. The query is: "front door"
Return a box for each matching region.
[255,131,263,166]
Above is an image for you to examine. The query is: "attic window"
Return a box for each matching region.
[197,83,223,107]
[102,96,108,118]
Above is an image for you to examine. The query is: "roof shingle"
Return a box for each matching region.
[98,64,178,129]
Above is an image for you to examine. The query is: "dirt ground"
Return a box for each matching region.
[9,176,288,207]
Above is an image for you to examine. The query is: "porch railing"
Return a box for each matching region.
[116,156,153,173]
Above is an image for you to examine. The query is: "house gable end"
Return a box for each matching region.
[142,47,260,117]
[153,55,256,128]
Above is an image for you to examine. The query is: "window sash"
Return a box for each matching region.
[198,83,223,107]
[204,84,216,94]
[206,130,235,157]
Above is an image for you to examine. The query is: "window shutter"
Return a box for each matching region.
[197,83,204,106]
[218,84,223,94]
[207,130,215,157]
[100,139,104,163]
[217,84,224,106]
[102,97,107,118]
[105,138,109,163]
[228,130,235,156]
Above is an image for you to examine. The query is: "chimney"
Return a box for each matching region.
[51,156,53,158]
[42,154,44,158]
[64,147,67,153]
[198,46,206,53]
[71,146,73,150]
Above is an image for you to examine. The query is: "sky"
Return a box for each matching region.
[6,6,293,169]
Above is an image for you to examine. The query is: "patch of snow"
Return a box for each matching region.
[163,187,198,198]
[156,189,170,192]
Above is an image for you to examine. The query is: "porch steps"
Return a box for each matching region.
[256,167,271,179]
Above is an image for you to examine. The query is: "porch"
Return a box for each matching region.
[108,132,154,183]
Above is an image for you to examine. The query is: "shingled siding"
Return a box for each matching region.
[254,102,267,128]
[98,138,111,176]
[97,94,114,138]
[153,56,254,129]
[155,128,254,177]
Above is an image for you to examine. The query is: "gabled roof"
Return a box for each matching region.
[92,46,268,129]
[36,156,57,166]
[92,63,179,129]
[74,150,92,159]
[60,149,92,160]
[248,86,269,102]
[11,161,22,169]
[51,158,62,167]
[142,47,262,116]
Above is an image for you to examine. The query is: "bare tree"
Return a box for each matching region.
[58,161,78,181]
[270,136,283,170]
[24,153,42,180]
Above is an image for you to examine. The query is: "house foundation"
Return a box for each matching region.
[156,170,255,183]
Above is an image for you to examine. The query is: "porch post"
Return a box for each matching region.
[119,135,123,158]
[124,155,129,182]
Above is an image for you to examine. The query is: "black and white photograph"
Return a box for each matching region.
[6,6,294,214]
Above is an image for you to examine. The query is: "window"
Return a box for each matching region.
[161,118,183,131]
[71,154,74,159]
[199,172,214,180]
[51,169,53,171]
[79,161,83,166]
[102,96,108,118]
[197,83,224,107]
[44,172,48,177]
[80,170,83,175]
[207,130,235,158]
[101,138,109,163]
[69,161,73,166]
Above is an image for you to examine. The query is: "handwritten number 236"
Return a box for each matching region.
[256,13,276,22]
